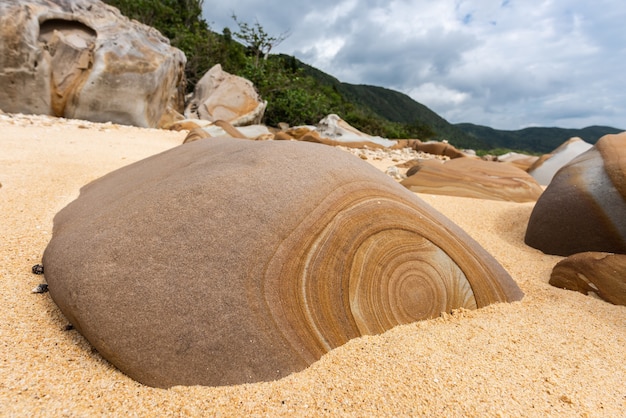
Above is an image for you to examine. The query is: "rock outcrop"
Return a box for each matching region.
[496,152,540,172]
[525,133,626,256]
[412,141,468,159]
[182,120,273,143]
[401,158,544,202]
[273,115,401,149]
[550,252,626,306]
[0,0,186,128]
[527,137,593,185]
[313,114,399,148]
[184,64,267,126]
[43,138,523,388]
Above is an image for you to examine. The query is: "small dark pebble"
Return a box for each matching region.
[32,264,44,275]
[64,324,74,331]
[32,283,48,294]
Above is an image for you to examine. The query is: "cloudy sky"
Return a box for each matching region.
[202,1,626,130]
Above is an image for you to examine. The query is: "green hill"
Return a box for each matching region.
[296,60,475,147]
[455,123,624,154]
[299,60,624,153]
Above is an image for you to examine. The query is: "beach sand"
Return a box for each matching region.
[1,114,624,417]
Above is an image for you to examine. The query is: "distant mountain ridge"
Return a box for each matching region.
[454,123,624,154]
[297,58,623,154]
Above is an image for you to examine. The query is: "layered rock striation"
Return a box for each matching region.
[43,138,523,388]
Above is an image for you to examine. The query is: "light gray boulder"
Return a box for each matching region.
[527,137,593,185]
[184,64,267,126]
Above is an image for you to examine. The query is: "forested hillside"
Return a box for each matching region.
[455,124,623,154]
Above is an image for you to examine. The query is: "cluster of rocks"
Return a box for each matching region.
[524,133,626,306]
[351,131,625,308]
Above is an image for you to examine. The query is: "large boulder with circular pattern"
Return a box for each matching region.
[43,138,523,388]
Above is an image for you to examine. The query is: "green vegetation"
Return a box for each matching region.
[102,0,440,137]
[456,123,623,154]
[103,0,622,153]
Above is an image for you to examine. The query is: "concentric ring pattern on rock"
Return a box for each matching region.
[43,138,523,388]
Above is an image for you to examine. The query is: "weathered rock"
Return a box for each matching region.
[315,114,398,148]
[182,120,272,143]
[43,138,523,388]
[157,106,185,130]
[405,159,445,177]
[272,118,399,148]
[0,0,186,128]
[496,152,540,172]
[184,64,267,126]
[525,133,626,256]
[401,158,544,202]
[550,252,626,306]
[528,137,593,185]
[413,141,468,159]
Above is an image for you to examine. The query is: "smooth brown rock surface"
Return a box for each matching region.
[413,141,468,159]
[43,138,522,388]
[550,252,626,306]
[525,133,626,256]
[0,0,186,128]
[401,158,544,202]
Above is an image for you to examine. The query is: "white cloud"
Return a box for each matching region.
[408,83,469,107]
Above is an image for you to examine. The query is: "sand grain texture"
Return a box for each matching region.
[1,114,624,417]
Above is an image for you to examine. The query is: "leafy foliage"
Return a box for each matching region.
[231,15,290,67]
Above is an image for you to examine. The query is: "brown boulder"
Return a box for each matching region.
[413,141,468,159]
[550,252,626,306]
[401,158,544,202]
[0,0,186,128]
[43,138,522,388]
[525,133,626,256]
[405,159,445,177]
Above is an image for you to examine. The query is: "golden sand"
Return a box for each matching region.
[1,114,624,417]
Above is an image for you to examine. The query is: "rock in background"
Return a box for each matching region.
[525,133,626,256]
[527,137,593,185]
[400,158,544,202]
[184,64,267,126]
[0,0,186,128]
[550,252,626,306]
